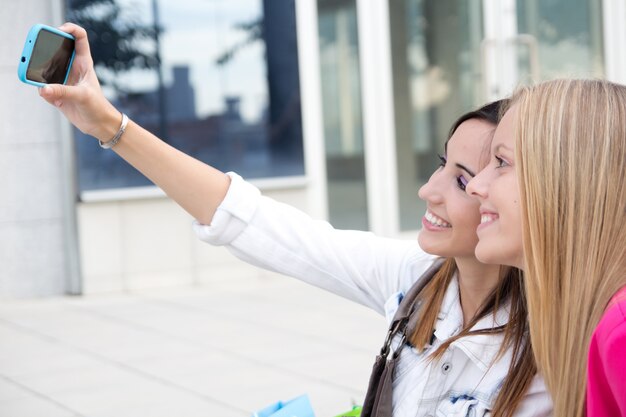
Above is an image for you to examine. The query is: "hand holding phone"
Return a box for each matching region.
[28,22,121,143]
[18,24,76,86]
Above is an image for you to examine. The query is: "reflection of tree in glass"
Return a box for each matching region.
[215,18,263,66]
[67,0,159,91]
[214,3,303,159]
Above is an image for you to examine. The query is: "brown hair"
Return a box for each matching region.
[410,100,537,417]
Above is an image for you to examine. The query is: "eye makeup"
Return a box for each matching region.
[457,175,469,190]
[438,154,471,191]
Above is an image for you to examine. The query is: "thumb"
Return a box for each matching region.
[39,84,79,107]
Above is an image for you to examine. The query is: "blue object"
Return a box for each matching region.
[18,24,75,87]
[252,395,316,417]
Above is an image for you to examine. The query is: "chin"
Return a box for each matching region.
[418,239,452,258]
[417,237,435,255]
[417,233,441,256]
[475,241,517,268]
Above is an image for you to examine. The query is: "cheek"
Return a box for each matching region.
[450,198,481,230]
[511,199,524,245]
[505,185,522,227]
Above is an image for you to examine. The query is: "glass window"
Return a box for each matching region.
[68,0,304,192]
[516,0,604,82]
[389,0,484,230]
[317,0,368,230]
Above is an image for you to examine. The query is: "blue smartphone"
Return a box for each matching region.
[18,24,75,87]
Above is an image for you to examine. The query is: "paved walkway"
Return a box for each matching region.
[0,273,386,417]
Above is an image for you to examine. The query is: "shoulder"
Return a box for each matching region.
[593,292,626,344]
[590,293,626,371]
[587,292,626,415]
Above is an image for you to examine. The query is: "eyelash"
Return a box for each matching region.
[438,154,468,191]
[457,176,468,191]
[495,155,509,168]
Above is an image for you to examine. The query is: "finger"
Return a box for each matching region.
[39,84,80,107]
[58,22,92,58]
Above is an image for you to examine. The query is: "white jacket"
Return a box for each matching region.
[194,173,553,417]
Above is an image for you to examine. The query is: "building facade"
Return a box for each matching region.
[3,0,626,297]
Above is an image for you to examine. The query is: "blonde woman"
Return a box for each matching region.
[468,79,626,417]
[38,23,551,416]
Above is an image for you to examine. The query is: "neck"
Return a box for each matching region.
[454,256,502,326]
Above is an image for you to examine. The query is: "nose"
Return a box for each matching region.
[466,168,488,200]
[418,172,444,205]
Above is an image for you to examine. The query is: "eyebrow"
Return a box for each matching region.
[455,163,476,177]
[494,143,513,153]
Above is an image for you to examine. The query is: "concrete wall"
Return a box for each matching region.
[0,0,75,297]
[78,186,310,294]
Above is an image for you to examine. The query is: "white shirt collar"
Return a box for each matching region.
[434,275,512,371]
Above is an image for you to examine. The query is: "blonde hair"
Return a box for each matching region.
[512,79,626,417]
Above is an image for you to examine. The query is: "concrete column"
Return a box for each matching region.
[0,0,79,297]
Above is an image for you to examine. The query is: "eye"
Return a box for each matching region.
[495,155,509,168]
[438,154,447,168]
[456,175,468,191]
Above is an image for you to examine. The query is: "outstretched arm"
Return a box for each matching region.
[38,23,230,225]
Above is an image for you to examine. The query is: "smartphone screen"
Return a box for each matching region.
[26,28,75,84]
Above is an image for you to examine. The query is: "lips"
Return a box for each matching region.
[478,209,499,230]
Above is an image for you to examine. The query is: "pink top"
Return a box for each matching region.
[587,286,626,417]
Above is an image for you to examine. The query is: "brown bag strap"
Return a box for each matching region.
[361,258,444,417]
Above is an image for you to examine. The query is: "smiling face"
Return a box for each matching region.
[466,107,524,269]
[417,118,495,259]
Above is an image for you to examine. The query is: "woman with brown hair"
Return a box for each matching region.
[38,22,551,416]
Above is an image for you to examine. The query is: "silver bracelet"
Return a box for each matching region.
[99,113,129,149]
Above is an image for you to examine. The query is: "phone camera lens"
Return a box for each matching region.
[21,57,25,62]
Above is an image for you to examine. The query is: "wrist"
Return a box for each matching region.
[93,105,123,142]
[98,113,128,149]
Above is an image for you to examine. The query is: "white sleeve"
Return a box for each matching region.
[193,172,438,314]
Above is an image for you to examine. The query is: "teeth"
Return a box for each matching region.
[481,214,496,224]
[425,211,451,228]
